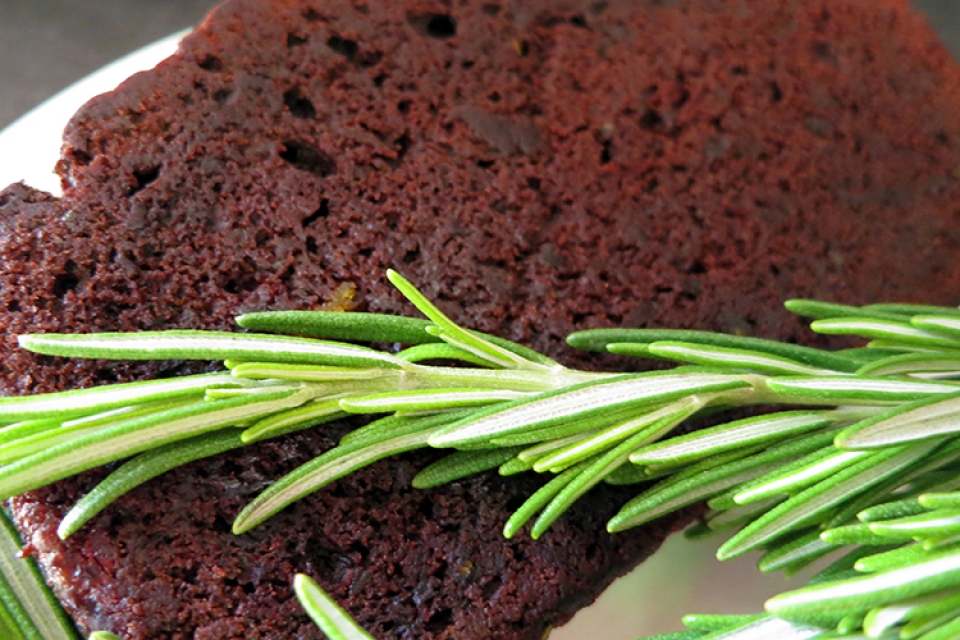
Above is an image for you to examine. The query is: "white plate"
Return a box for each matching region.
[0,31,807,639]
[0,31,188,195]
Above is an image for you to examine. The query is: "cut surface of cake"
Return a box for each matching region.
[2,0,960,638]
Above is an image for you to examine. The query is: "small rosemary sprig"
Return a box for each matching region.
[4,272,960,638]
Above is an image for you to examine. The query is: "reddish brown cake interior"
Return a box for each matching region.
[3,0,960,638]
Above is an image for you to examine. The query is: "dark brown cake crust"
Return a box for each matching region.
[3,0,960,638]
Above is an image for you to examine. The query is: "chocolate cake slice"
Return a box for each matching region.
[3,0,960,638]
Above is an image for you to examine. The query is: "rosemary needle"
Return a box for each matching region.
[236,310,439,345]
[293,574,375,640]
[412,447,525,488]
[19,331,410,369]
[0,372,244,422]
[11,274,960,638]
[57,430,248,539]
[0,511,77,640]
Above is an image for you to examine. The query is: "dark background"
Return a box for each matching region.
[1,0,959,130]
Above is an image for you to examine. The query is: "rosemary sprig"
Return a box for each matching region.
[4,272,960,638]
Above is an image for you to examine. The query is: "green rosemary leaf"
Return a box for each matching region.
[502,461,591,539]
[809,318,960,349]
[765,376,960,405]
[233,413,449,534]
[0,397,210,465]
[0,423,105,466]
[498,455,535,476]
[921,493,960,510]
[0,568,34,640]
[857,353,960,377]
[89,633,123,640]
[491,405,639,448]
[733,449,870,506]
[705,497,784,534]
[784,299,911,321]
[422,327,560,368]
[204,383,301,399]
[0,598,25,640]
[337,412,468,448]
[532,435,647,537]
[820,523,894,546]
[650,439,775,488]
[228,362,402,383]
[0,419,61,445]
[415,365,601,394]
[889,588,960,627]
[236,310,439,345]
[464,330,561,367]
[766,546,960,622]
[860,498,931,522]
[837,347,907,362]
[241,399,348,443]
[827,447,960,530]
[0,388,304,500]
[923,533,960,551]
[867,510,960,542]
[0,510,78,640]
[58,430,247,539]
[863,597,923,637]
[397,343,493,366]
[60,396,201,431]
[339,388,530,414]
[903,610,960,640]
[912,316,960,341]
[428,371,754,448]
[293,574,375,640]
[697,433,844,514]
[646,341,837,375]
[827,450,960,533]
[489,423,600,448]
[568,327,864,372]
[864,340,960,354]
[835,393,960,449]
[387,270,541,370]
[681,613,768,631]
[758,529,835,575]
[853,544,927,574]
[602,463,651,485]
[607,456,780,533]
[516,430,604,463]
[0,372,243,422]
[535,397,703,473]
[866,303,960,318]
[629,411,836,468]
[699,617,824,639]
[836,611,866,635]
[718,442,940,560]
[19,331,409,369]
[531,406,705,538]
[810,549,896,590]
[412,447,525,488]
[706,431,843,510]
[603,343,654,360]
